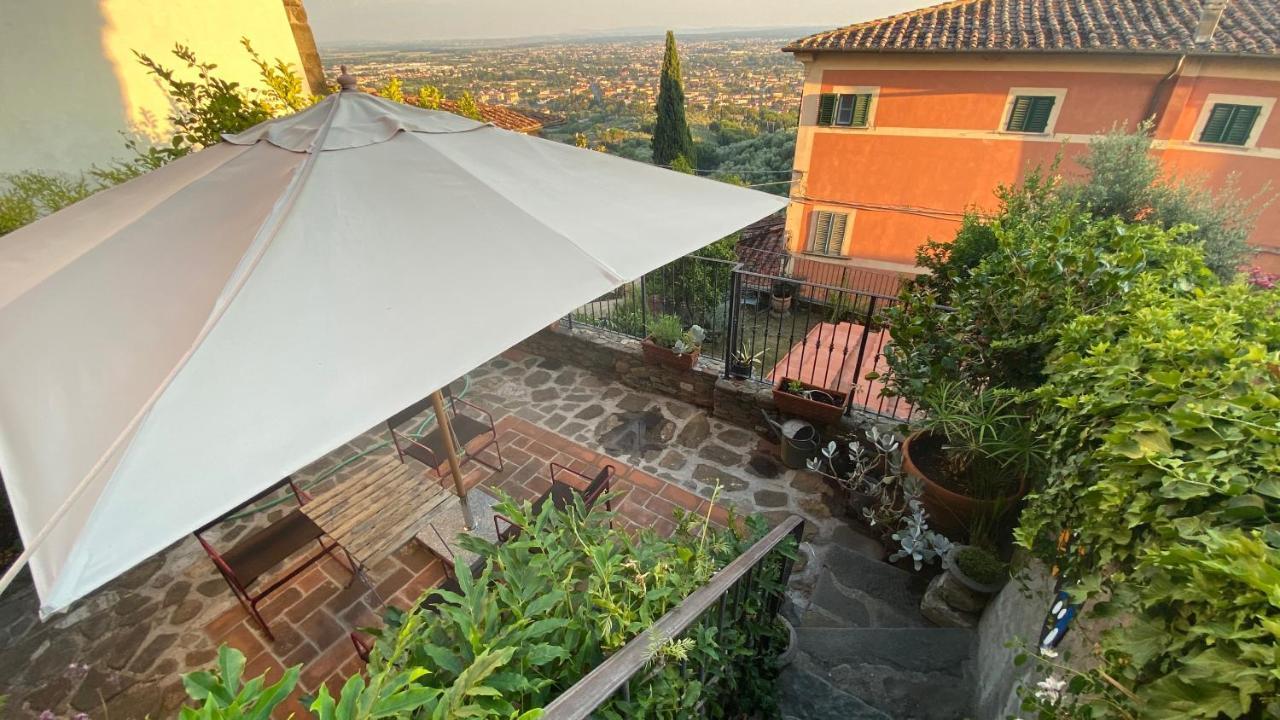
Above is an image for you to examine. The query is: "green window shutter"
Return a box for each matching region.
[1007,95,1055,133]
[811,211,833,252]
[828,213,848,254]
[1200,104,1234,143]
[1224,105,1260,145]
[851,94,872,127]
[1006,97,1032,131]
[809,211,848,255]
[1202,103,1261,145]
[817,94,837,125]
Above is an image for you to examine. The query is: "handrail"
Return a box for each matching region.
[540,514,805,719]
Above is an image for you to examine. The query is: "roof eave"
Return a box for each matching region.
[781,46,1280,61]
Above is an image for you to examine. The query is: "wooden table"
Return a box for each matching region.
[300,459,450,586]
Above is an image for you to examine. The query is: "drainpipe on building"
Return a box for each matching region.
[1148,1,1229,133]
[1145,54,1186,128]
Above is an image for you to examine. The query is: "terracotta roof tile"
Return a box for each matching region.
[784,0,1280,57]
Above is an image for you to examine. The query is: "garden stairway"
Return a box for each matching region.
[779,543,977,720]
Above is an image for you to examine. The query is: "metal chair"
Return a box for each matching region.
[494,462,615,543]
[385,385,504,480]
[194,477,354,641]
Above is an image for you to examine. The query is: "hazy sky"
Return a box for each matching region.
[304,0,933,44]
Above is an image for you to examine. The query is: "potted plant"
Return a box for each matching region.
[901,382,1042,538]
[806,426,899,520]
[944,545,1009,595]
[727,342,765,379]
[641,314,705,370]
[773,377,847,425]
[770,275,799,314]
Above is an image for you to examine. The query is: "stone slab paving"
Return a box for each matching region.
[0,345,882,718]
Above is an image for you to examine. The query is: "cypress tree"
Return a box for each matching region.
[652,30,694,168]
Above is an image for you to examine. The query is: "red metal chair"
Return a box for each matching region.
[385,385,504,480]
[194,477,354,641]
[494,462,615,543]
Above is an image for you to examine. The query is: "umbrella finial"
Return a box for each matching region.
[336,66,358,92]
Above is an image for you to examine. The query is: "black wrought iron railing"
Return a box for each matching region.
[741,246,909,298]
[540,515,805,719]
[567,250,915,420]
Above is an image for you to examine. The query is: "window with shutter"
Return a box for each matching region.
[808,210,849,256]
[817,94,837,126]
[851,94,872,127]
[1006,95,1056,133]
[1200,103,1262,146]
[818,93,873,127]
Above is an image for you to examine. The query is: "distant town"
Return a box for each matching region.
[322,31,807,184]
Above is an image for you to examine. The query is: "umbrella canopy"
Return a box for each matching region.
[0,84,785,615]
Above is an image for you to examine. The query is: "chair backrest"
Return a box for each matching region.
[385,385,458,430]
[583,466,615,505]
[386,395,436,432]
[194,477,295,538]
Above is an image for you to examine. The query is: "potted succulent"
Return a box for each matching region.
[944,545,1009,595]
[641,314,705,371]
[727,342,766,379]
[806,426,900,521]
[901,382,1042,538]
[770,275,800,314]
[773,377,847,425]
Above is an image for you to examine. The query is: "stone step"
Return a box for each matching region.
[794,628,976,720]
[822,543,931,608]
[795,627,975,677]
[778,655,892,720]
[801,569,930,629]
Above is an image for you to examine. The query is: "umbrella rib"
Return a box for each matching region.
[0,92,349,605]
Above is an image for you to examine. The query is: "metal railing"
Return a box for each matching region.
[540,515,805,719]
[741,246,910,298]
[567,249,915,419]
[726,271,913,421]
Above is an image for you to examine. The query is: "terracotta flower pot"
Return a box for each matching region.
[772,378,847,426]
[901,430,1026,539]
[770,293,793,314]
[641,336,700,370]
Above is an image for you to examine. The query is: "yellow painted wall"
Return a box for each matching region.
[0,0,308,175]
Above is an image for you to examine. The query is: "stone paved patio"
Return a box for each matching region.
[0,345,885,718]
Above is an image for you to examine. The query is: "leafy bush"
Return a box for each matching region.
[1015,283,1280,718]
[180,497,792,719]
[0,171,96,236]
[1068,124,1266,279]
[883,212,1216,403]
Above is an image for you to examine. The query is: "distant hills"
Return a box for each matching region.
[321,26,827,53]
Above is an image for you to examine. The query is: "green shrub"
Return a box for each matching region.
[0,171,96,236]
[1069,124,1265,279]
[883,212,1217,404]
[179,497,793,719]
[1016,283,1280,718]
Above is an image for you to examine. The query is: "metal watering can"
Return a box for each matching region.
[762,411,819,469]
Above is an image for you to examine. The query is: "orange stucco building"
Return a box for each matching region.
[782,0,1280,279]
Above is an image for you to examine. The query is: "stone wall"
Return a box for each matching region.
[518,324,876,438]
[518,324,720,408]
[973,561,1056,719]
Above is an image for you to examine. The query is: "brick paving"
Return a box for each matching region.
[195,413,724,716]
[0,343,884,719]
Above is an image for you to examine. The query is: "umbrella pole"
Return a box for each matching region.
[430,390,474,530]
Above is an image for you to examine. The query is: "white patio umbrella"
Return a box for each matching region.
[0,73,785,615]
